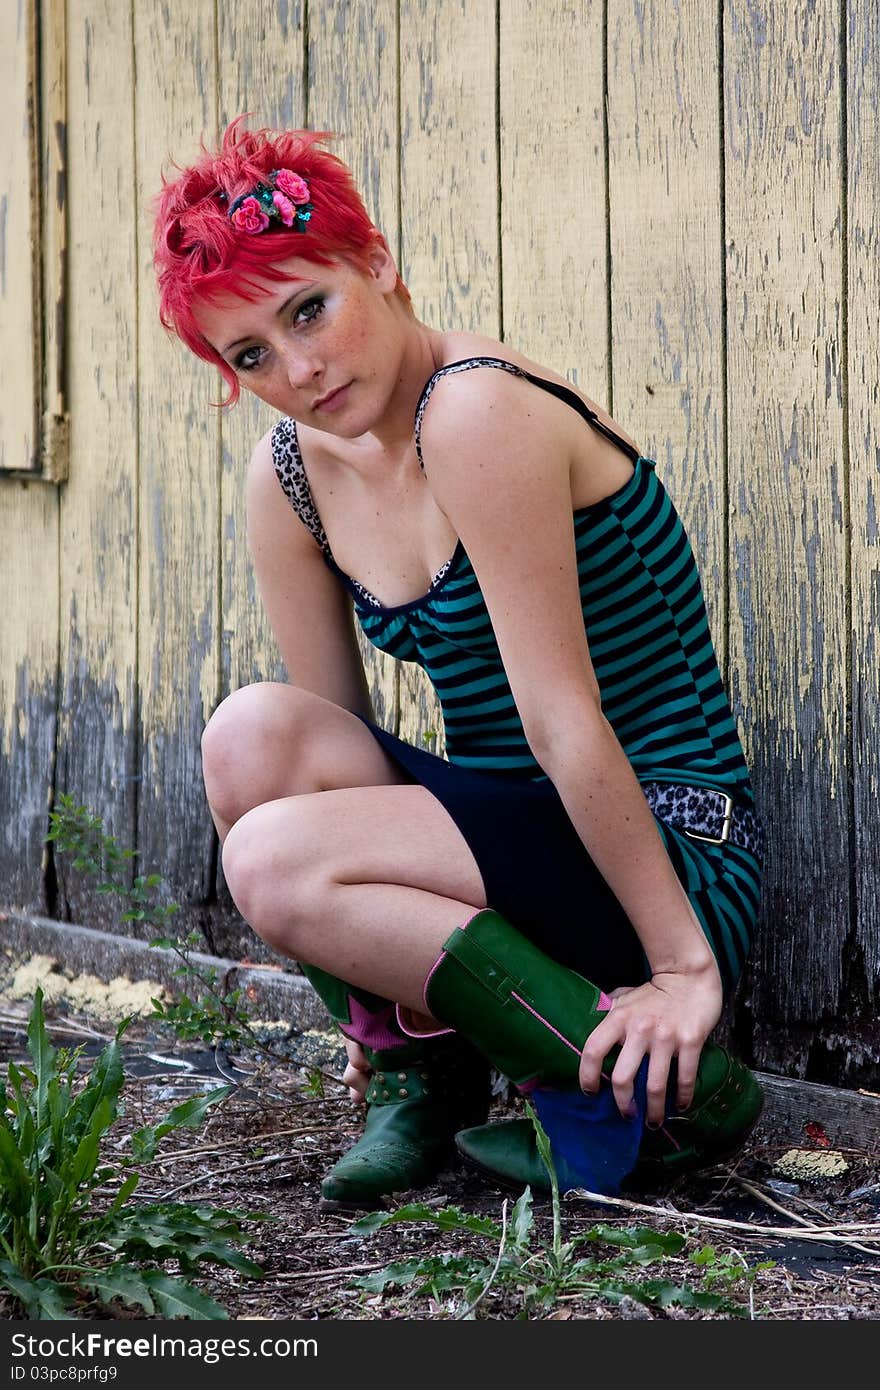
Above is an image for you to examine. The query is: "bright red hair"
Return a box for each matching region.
[153,118,409,405]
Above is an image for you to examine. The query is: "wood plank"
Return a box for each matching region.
[0,481,58,911]
[38,0,69,483]
[133,2,219,936]
[0,1,58,908]
[607,0,727,654]
[308,0,399,247]
[308,0,401,736]
[848,1,880,991]
[211,3,307,959]
[724,3,848,1039]
[55,0,139,929]
[400,0,499,331]
[755,1071,880,1154]
[0,0,38,471]
[216,3,304,700]
[398,0,499,753]
[500,0,607,395]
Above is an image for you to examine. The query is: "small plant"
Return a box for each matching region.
[147,930,256,1048]
[690,1244,774,1293]
[0,988,264,1319]
[301,1068,326,1100]
[348,1103,761,1318]
[46,794,257,1050]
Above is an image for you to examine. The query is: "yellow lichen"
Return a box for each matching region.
[773,1147,850,1183]
[6,953,166,1021]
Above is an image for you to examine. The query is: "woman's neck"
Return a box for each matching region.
[359,317,445,457]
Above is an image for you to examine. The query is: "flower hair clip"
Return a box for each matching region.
[227,169,313,234]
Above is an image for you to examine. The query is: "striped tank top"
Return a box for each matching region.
[271,357,754,802]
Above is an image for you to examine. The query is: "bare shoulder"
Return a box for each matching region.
[421,336,641,513]
[418,366,570,521]
[246,425,279,497]
[419,347,571,491]
[435,328,514,367]
[421,359,550,457]
[431,330,641,459]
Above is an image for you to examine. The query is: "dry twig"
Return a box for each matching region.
[566,1187,880,1246]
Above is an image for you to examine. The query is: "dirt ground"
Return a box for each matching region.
[1,996,879,1322]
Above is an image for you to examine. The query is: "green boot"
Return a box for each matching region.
[417,910,762,1193]
[456,1041,763,1193]
[298,963,490,1211]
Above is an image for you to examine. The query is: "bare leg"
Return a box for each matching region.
[202,683,487,1009]
[201,682,412,841]
[221,783,487,1013]
[206,684,496,1212]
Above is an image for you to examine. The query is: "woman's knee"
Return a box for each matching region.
[221,800,325,955]
[201,682,309,827]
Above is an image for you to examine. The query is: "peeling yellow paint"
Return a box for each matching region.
[773,1148,851,1182]
[0,0,38,472]
[0,480,59,761]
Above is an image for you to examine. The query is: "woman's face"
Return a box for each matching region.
[193,244,404,433]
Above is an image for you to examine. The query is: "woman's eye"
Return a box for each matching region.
[295,296,325,326]
[236,345,265,372]
[233,297,324,372]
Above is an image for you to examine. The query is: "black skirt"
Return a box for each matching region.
[361,719,648,993]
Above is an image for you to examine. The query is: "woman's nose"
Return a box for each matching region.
[280,344,322,389]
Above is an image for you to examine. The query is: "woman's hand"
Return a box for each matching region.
[342,1037,372,1104]
[578,959,723,1126]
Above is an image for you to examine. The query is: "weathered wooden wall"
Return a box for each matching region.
[1,0,878,1087]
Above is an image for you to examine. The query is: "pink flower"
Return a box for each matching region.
[231,196,270,233]
[274,169,310,204]
[272,191,295,226]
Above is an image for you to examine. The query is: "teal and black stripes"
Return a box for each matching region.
[270,356,762,985]
[355,457,753,796]
[351,435,763,989]
[658,828,763,989]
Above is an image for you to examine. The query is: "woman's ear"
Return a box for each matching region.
[366,235,400,293]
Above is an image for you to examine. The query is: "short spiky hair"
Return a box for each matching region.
[153,117,408,404]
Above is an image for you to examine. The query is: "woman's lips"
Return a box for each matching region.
[314,383,351,413]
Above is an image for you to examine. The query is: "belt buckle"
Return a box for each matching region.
[684,790,734,845]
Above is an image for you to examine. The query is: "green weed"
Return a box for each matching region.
[348,1102,763,1319]
[301,1068,326,1100]
[0,988,263,1319]
[46,794,256,1050]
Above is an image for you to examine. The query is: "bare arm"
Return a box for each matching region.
[420,370,722,1123]
[246,431,373,718]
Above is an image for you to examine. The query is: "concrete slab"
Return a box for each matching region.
[0,908,330,1031]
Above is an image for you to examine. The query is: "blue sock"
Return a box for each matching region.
[530,1060,648,1195]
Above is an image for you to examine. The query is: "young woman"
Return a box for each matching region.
[153,120,765,1210]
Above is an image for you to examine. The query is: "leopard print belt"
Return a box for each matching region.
[642,781,764,860]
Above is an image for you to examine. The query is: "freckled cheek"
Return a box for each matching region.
[341,295,385,353]
[242,369,288,411]
[331,317,371,358]
[323,297,392,383]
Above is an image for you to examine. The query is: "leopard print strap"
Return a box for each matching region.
[270,417,330,556]
[643,781,764,860]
